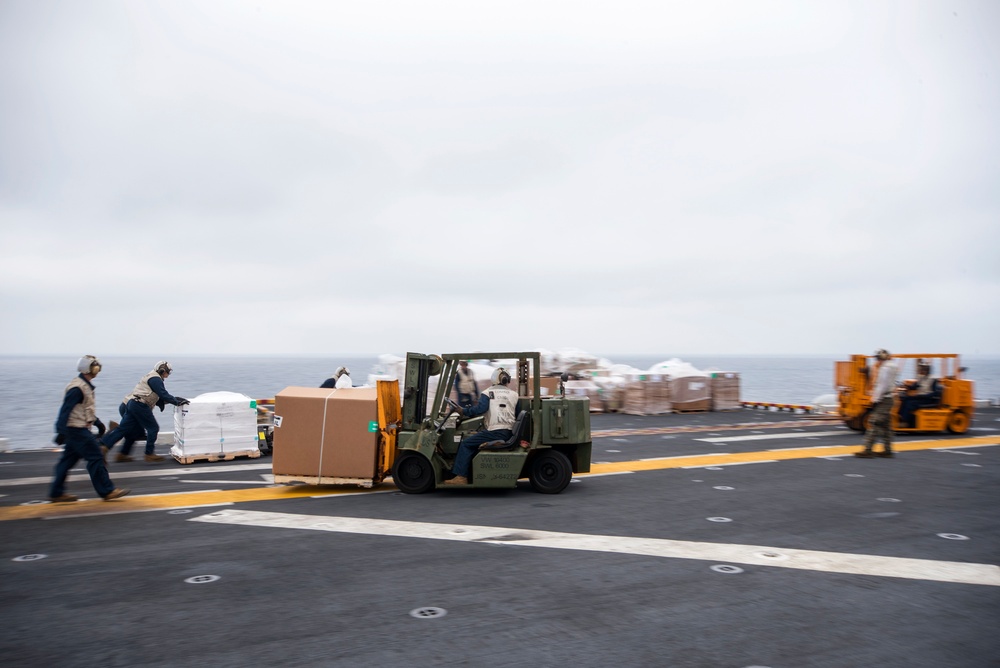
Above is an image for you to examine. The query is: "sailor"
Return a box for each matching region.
[899,361,942,428]
[48,355,130,502]
[453,360,479,408]
[446,367,520,485]
[108,390,146,463]
[321,366,352,389]
[101,361,189,462]
[855,349,899,458]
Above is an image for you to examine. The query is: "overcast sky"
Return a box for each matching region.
[1,0,998,357]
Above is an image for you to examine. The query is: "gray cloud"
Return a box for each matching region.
[1,0,998,356]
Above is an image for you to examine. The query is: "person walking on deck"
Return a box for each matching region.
[48,355,130,502]
[855,349,899,458]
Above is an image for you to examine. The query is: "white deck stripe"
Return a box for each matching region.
[696,431,845,443]
[682,460,779,468]
[191,509,1000,587]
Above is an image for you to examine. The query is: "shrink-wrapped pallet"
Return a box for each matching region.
[563,380,605,412]
[621,374,672,415]
[171,391,260,462]
[670,377,711,412]
[711,372,742,411]
[622,379,647,415]
[646,374,673,414]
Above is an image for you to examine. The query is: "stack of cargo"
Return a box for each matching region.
[621,374,673,416]
[710,372,742,411]
[563,379,605,412]
[171,391,261,464]
[647,374,673,414]
[670,376,712,412]
[622,376,647,415]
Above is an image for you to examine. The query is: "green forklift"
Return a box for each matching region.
[391,352,592,494]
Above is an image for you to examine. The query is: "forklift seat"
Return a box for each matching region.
[478,411,531,451]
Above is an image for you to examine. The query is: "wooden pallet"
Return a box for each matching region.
[171,449,262,465]
[272,474,381,488]
[672,407,709,414]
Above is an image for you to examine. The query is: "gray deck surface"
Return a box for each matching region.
[2,407,998,667]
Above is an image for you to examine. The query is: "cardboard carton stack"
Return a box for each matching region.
[563,379,605,412]
[621,374,673,416]
[171,391,260,463]
[272,386,384,485]
[670,377,712,412]
[648,375,673,414]
[622,377,647,415]
[711,372,742,411]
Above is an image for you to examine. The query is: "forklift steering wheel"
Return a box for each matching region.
[446,398,464,418]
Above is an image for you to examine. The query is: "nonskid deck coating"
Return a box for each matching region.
[2,407,998,667]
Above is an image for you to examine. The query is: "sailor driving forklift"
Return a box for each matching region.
[899,360,942,427]
[446,367,520,485]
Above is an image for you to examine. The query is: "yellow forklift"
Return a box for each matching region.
[835,353,975,434]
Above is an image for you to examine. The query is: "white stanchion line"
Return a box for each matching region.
[191,509,1000,587]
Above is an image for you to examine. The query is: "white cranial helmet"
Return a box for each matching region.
[77,355,102,375]
[335,366,350,378]
[491,367,511,385]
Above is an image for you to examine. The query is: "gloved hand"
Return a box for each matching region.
[95,419,106,437]
[175,397,190,406]
[54,433,66,445]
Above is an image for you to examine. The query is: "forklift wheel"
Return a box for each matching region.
[946,411,970,434]
[529,450,572,494]
[392,452,436,494]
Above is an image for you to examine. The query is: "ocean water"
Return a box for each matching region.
[2,354,998,452]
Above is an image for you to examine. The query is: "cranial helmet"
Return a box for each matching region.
[491,367,511,385]
[77,355,102,375]
[155,361,172,375]
[875,349,891,361]
[335,366,350,378]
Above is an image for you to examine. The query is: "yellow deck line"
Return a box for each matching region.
[0,483,397,522]
[1,436,996,522]
[587,435,998,474]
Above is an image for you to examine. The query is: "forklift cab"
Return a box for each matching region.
[393,352,592,494]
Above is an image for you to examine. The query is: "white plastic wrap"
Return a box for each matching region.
[171,391,259,458]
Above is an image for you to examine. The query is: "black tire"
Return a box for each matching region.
[844,417,863,432]
[529,450,572,494]
[392,452,436,494]
[947,410,970,434]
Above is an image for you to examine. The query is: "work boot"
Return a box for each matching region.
[876,451,895,458]
[853,450,874,459]
[103,488,130,501]
[444,475,468,485]
[115,454,134,463]
[49,494,78,503]
[144,453,165,462]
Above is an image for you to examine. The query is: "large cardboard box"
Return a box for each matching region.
[272,386,380,482]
